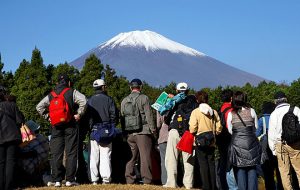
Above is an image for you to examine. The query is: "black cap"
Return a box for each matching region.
[130,78,142,87]
[274,91,286,99]
[57,73,70,83]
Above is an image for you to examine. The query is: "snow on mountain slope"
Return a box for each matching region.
[70,30,267,89]
[99,30,204,57]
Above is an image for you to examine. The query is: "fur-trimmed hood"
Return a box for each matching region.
[199,103,213,116]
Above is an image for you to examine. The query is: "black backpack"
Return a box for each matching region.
[281,106,300,144]
[216,107,231,146]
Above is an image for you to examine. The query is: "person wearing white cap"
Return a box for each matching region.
[88,79,118,185]
[164,82,198,189]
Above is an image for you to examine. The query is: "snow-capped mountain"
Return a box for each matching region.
[70,30,266,89]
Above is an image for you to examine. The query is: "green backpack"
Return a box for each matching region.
[123,94,143,132]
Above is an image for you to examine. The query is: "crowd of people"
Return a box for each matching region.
[0,73,300,190]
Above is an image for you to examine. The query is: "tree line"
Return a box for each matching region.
[1,48,299,135]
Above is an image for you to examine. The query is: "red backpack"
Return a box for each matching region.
[49,88,72,126]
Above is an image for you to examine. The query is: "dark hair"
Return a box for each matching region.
[261,101,275,114]
[195,90,208,104]
[232,91,249,111]
[5,95,16,102]
[57,73,70,85]
[221,89,233,103]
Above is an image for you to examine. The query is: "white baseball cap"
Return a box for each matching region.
[176,82,188,91]
[93,79,105,87]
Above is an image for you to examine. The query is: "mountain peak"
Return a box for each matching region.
[71,30,266,89]
[98,30,205,57]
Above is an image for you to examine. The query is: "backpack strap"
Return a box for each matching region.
[51,88,70,98]
[222,106,231,114]
[288,106,295,114]
[131,93,140,113]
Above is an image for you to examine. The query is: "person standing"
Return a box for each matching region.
[36,74,87,187]
[88,79,118,185]
[227,91,261,190]
[216,89,238,190]
[156,111,169,185]
[121,78,156,184]
[189,90,222,190]
[0,85,25,190]
[164,82,198,189]
[268,91,300,190]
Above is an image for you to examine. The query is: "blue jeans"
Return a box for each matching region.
[233,166,258,190]
[226,169,238,190]
[158,143,167,185]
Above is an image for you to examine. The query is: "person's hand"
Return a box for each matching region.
[168,94,174,98]
[74,114,81,121]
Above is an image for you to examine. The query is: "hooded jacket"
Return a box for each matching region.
[189,103,222,135]
[0,101,24,144]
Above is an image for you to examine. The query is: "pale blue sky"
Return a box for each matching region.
[1,0,299,83]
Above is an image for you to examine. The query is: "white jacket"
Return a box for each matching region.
[268,103,300,155]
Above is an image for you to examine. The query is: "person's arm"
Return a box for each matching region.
[36,95,50,120]
[268,113,277,156]
[214,110,222,135]
[251,108,259,129]
[256,118,263,137]
[156,111,163,130]
[73,89,87,121]
[227,112,233,134]
[189,110,198,134]
[143,96,156,133]
[13,103,25,127]
[108,98,117,124]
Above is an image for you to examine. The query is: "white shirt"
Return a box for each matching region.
[268,103,300,155]
[227,107,258,135]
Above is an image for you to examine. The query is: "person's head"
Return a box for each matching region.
[261,101,275,114]
[232,91,248,110]
[195,90,208,104]
[274,91,287,106]
[0,85,7,101]
[57,73,70,87]
[221,89,233,103]
[130,78,143,91]
[176,82,189,94]
[4,95,16,102]
[93,79,106,91]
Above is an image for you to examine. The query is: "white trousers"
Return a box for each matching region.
[165,129,194,188]
[89,140,112,183]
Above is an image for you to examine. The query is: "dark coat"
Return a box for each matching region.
[87,90,118,126]
[0,101,24,144]
[229,125,261,168]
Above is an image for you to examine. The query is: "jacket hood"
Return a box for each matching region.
[199,103,213,116]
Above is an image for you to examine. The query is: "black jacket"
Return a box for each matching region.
[87,90,118,127]
[229,125,261,168]
[0,101,24,144]
[166,94,198,135]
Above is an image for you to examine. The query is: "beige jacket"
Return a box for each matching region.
[189,103,222,135]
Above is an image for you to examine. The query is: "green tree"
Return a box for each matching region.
[11,48,50,132]
[76,54,104,98]
[104,65,130,107]
[288,78,300,106]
